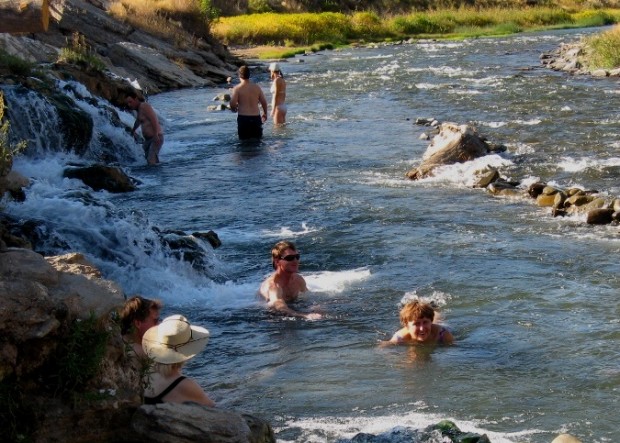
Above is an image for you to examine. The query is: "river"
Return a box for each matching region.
[6,26,620,442]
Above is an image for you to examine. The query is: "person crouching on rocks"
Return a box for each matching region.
[388,300,454,345]
[142,314,215,406]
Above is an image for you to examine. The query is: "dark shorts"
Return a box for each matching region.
[237,115,263,140]
[142,134,163,164]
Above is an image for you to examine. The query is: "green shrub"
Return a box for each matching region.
[58,32,106,72]
[0,377,35,443]
[249,0,272,13]
[0,94,26,178]
[586,24,620,68]
[0,49,33,77]
[49,313,110,394]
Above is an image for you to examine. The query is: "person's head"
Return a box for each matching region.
[120,296,162,340]
[269,62,283,79]
[238,65,251,80]
[142,314,210,365]
[271,240,300,271]
[125,88,144,110]
[399,300,436,342]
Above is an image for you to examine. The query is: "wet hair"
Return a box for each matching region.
[125,88,144,101]
[238,65,251,80]
[399,300,435,326]
[271,240,297,269]
[119,296,162,335]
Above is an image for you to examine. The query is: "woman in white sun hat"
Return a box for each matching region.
[269,62,287,125]
[142,314,215,406]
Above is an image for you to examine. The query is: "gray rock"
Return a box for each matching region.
[131,403,275,443]
[406,123,489,180]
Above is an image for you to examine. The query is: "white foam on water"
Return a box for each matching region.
[416,154,514,188]
[305,267,372,294]
[558,156,620,172]
[276,410,541,443]
[262,222,320,238]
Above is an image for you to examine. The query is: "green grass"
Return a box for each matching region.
[49,313,110,394]
[0,49,33,77]
[58,32,106,72]
[213,7,620,57]
[585,23,620,68]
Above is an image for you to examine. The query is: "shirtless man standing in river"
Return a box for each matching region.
[259,241,322,320]
[126,89,163,165]
[229,65,268,140]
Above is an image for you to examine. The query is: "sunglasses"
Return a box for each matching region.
[280,254,301,262]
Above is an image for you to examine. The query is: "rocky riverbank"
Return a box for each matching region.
[1,0,242,99]
[540,40,620,77]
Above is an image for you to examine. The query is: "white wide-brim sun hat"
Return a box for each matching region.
[269,62,280,72]
[142,314,209,364]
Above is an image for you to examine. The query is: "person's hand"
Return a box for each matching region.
[304,312,322,320]
[261,113,267,123]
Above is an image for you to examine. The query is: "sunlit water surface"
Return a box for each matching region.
[8,27,620,442]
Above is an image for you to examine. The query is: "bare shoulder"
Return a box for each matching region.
[259,274,276,299]
[292,273,307,292]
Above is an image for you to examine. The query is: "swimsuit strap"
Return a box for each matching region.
[438,327,448,344]
[144,376,186,404]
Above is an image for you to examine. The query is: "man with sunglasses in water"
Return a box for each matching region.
[259,241,322,320]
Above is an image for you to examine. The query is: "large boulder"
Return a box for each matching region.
[0,247,276,442]
[63,164,137,193]
[131,403,275,443]
[406,123,490,180]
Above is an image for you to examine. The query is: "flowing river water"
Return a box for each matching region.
[5,26,620,442]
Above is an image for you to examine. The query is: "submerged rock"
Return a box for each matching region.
[341,420,490,443]
[63,164,137,193]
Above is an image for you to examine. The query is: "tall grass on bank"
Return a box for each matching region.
[109,0,212,45]
[212,7,620,47]
[585,23,620,68]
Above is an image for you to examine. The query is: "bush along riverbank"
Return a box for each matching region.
[214,7,620,59]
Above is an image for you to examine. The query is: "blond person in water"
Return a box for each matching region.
[259,240,322,320]
[142,314,215,406]
[388,300,454,345]
[268,62,287,125]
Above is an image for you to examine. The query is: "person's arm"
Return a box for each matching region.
[440,328,454,345]
[388,327,408,344]
[229,87,239,113]
[270,81,277,117]
[259,88,268,122]
[178,378,215,407]
[266,286,320,319]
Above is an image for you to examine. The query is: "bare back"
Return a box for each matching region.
[231,81,268,116]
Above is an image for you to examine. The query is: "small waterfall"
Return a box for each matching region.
[2,79,142,163]
[2,84,65,153]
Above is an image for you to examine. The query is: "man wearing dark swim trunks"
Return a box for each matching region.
[229,65,268,140]
[126,89,164,165]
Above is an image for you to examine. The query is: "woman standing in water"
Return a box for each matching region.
[269,62,287,125]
